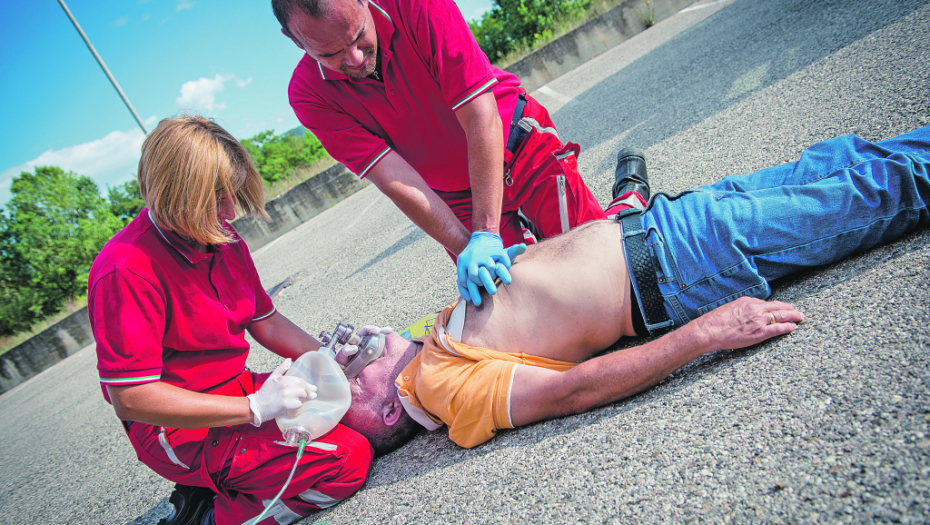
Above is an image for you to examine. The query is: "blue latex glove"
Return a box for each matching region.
[456,232,527,306]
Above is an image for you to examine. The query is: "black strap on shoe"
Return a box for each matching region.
[617,210,673,336]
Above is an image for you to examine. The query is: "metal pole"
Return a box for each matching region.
[56,0,149,135]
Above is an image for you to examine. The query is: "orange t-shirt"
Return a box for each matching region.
[396,302,575,448]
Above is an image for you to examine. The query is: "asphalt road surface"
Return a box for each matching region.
[1,0,928,523]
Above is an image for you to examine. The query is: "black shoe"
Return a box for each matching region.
[612,147,650,201]
[158,484,216,525]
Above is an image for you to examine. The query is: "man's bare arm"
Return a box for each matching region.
[510,297,804,427]
[454,90,504,234]
[366,151,471,255]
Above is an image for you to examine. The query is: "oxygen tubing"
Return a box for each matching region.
[247,438,307,525]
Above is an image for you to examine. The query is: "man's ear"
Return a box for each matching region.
[281,27,304,49]
[380,396,404,427]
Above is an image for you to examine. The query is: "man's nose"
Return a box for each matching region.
[345,45,365,66]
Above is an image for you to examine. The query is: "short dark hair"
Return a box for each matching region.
[368,411,422,456]
[271,0,327,39]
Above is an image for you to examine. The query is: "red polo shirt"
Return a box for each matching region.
[288,0,521,191]
[88,209,275,403]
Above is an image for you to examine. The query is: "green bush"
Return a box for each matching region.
[242,129,329,185]
[0,167,123,336]
[107,179,145,225]
[469,0,593,63]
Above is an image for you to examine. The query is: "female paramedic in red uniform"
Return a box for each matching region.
[88,116,373,525]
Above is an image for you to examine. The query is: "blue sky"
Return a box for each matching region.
[0,0,493,205]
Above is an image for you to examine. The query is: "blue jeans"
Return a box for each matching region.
[639,126,930,332]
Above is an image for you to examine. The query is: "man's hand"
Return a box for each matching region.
[457,234,526,305]
[246,359,317,427]
[689,297,804,353]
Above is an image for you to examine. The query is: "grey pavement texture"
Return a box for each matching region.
[2,0,929,523]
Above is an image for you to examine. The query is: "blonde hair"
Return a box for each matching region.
[138,116,269,245]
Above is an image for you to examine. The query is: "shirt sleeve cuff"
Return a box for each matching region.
[253,305,277,322]
[450,77,498,111]
[357,146,393,178]
[99,368,161,386]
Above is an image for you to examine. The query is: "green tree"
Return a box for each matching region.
[241,129,330,185]
[298,131,327,165]
[0,166,123,336]
[241,130,273,177]
[0,227,36,335]
[470,0,592,62]
[470,11,510,63]
[107,179,145,224]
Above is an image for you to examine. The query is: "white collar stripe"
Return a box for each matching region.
[148,210,194,263]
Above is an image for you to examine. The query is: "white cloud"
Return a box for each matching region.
[0,118,157,206]
[114,16,129,26]
[177,1,194,11]
[176,74,251,112]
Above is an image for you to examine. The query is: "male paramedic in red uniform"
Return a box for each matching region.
[272,0,645,304]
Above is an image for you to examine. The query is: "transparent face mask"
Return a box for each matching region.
[323,323,386,379]
[276,323,385,446]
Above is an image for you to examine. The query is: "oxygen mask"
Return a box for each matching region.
[275,323,386,446]
[329,323,386,378]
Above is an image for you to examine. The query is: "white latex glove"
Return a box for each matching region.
[246,359,317,427]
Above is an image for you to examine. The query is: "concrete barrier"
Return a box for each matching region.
[505,0,698,92]
[0,307,93,395]
[232,162,369,250]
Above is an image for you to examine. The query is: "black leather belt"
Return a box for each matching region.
[618,210,673,336]
[505,93,528,154]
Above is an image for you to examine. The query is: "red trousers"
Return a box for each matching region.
[125,371,372,525]
[436,94,606,251]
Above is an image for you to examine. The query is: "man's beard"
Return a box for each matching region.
[341,48,378,79]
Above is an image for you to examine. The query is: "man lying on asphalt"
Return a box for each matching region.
[338,126,930,452]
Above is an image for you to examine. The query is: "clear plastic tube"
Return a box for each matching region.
[247,438,307,525]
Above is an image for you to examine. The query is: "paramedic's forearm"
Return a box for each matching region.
[367,151,471,254]
[107,382,252,428]
[456,91,504,234]
[248,310,321,361]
